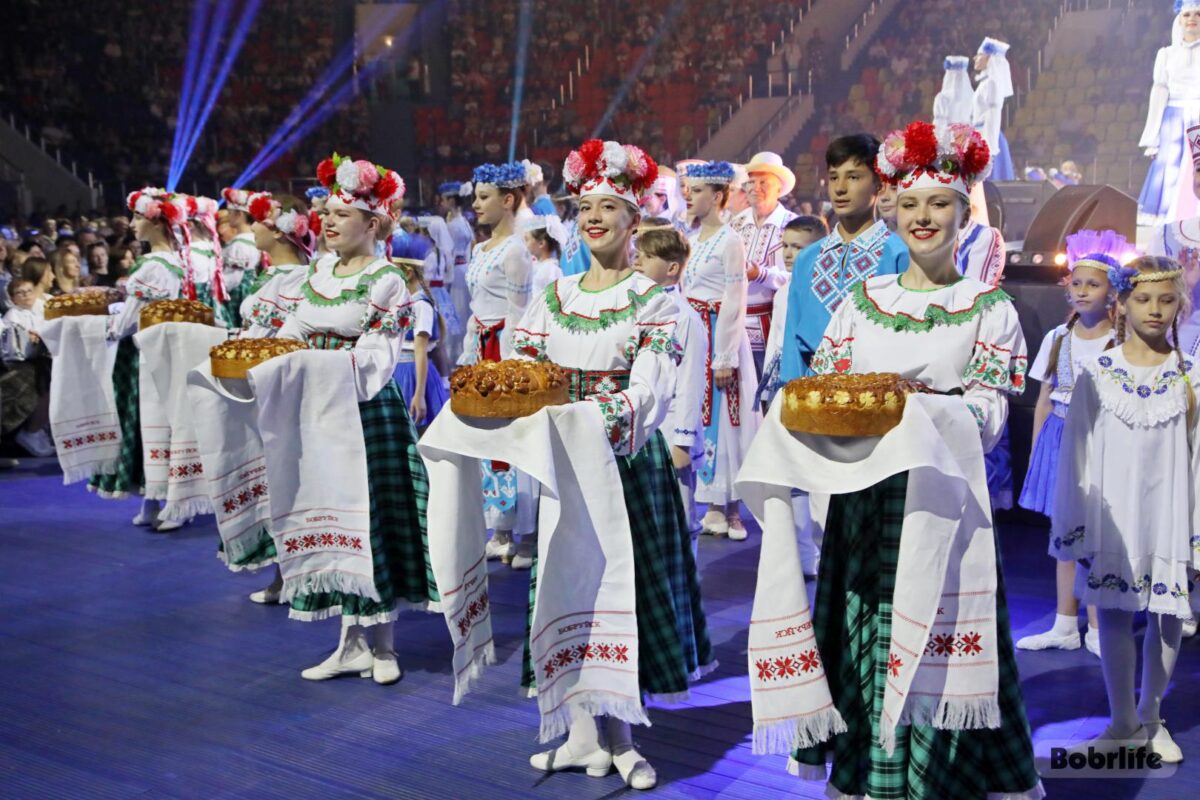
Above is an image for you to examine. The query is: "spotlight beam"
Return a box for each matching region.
[508,0,533,161]
[171,0,234,185]
[172,0,264,188]
[236,5,406,182]
[590,0,686,140]
[171,0,214,177]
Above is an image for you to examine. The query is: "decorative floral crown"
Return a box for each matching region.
[127,188,190,226]
[1177,1,1200,13]
[248,191,311,239]
[1065,229,1132,275]
[684,161,737,185]
[472,162,528,189]
[1106,260,1182,295]
[221,188,252,212]
[876,121,991,196]
[316,153,406,219]
[437,181,462,195]
[563,139,659,207]
[304,186,329,202]
[188,196,219,221]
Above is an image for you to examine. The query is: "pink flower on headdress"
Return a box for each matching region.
[357,161,380,190]
[563,151,586,188]
[939,123,976,161]
[882,131,907,171]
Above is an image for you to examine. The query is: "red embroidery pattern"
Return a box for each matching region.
[221,483,268,514]
[774,622,813,639]
[887,653,904,677]
[61,431,119,449]
[687,298,742,428]
[455,592,490,637]
[282,532,364,554]
[542,640,630,679]
[753,648,822,682]
[922,631,987,658]
[146,447,169,462]
[168,462,204,479]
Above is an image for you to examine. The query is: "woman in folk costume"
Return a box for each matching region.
[304,186,332,258]
[241,192,316,338]
[218,188,265,326]
[1138,2,1200,226]
[415,214,462,377]
[459,161,535,565]
[438,180,476,362]
[512,138,715,790]
[269,154,437,684]
[88,190,201,525]
[680,160,762,540]
[972,38,1015,182]
[391,256,448,428]
[933,56,973,129]
[776,122,1041,798]
[186,196,235,327]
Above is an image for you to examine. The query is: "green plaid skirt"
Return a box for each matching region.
[522,430,714,697]
[218,526,278,570]
[223,270,257,329]
[195,282,233,329]
[88,337,144,498]
[289,381,440,619]
[0,360,39,435]
[791,473,1040,799]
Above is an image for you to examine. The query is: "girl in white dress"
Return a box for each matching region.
[1053,255,1199,764]
[681,161,761,540]
[522,214,566,297]
[461,162,535,564]
[241,192,314,339]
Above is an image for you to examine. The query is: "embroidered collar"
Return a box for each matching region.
[131,253,183,279]
[1089,350,1193,428]
[819,220,890,256]
[546,274,663,333]
[852,276,1010,333]
[302,256,403,306]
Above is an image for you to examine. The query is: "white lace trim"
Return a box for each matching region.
[1085,355,1192,428]
[305,255,396,302]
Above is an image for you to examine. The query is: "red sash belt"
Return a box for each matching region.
[686,297,741,427]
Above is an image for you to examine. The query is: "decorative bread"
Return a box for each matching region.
[450,360,570,418]
[210,337,308,379]
[43,288,120,320]
[139,298,215,330]
[781,372,918,437]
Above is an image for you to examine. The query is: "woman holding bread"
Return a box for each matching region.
[510,139,715,791]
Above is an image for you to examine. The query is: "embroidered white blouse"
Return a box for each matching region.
[1140,39,1200,148]
[241,264,307,338]
[531,257,563,299]
[460,234,531,364]
[730,204,796,306]
[222,233,262,286]
[277,254,413,402]
[810,274,1027,453]
[512,272,681,456]
[684,224,748,371]
[1028,324,1115,408]
[189,243,218,286]
[1051,348,1200,619]
[661,285,707,456]
[110,252,184,339]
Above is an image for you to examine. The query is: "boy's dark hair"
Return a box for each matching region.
[825,134,882,172]
[635,217,690,264]
[785,215,829,237]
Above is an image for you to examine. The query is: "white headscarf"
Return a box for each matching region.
[418,215,455,269]
[978,38,1013,100]
[521,214,569,253]
[934,56,974,126]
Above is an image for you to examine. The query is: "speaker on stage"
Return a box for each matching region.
[1023,185,1136,250]
[984,180,1058,242]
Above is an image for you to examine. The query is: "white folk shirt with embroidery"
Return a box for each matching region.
[763,275,791,369]
[110,252,184,339]
[955,221,1005,287]
[402,295,437,354]
[684,224,748,370]
[461,234,531,362]
[277,255,412,402]
[810,274,1027,453]
[1051,348,1200,619]
[1028,324,1114,408]
[972,75,1006,157]
[512,273,680,456]
[1140,38,1200,147]
[222,232,262,286]
[531,257,563,299]
[661,285,707,456]
[241,264,307,338]
[189,245,219,286]
[731,204,797,307]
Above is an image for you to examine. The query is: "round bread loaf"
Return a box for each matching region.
[450,359,570,418]
[781,372,916,437]
[210,337,308,379]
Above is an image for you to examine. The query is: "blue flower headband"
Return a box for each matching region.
[472,162,528,189]
[684,161,736,185]
[305,186,330,200]
[438,181,462,195]
[1106,263,1183,294]
[1177,1,1200,13]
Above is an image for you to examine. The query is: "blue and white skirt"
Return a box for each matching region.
[1017,410,1064,519]
[393,352,448,427]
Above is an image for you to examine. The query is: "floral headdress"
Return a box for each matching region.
[876,121,991,197]
[563,139,659,207]
[221,188,252,213]
[522,159,545,186]
[183,195,229,301]
[1177,1,1200,12]
[471,162,528,189]
[248,191,316,260]
[684,161,737,185]
[437,181,463,196]
[127,188,190,227]
[316,153,406,220]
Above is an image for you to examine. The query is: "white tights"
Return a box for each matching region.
[1097,608,1183,733]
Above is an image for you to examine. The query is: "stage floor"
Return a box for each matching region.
[1,458,1197,799]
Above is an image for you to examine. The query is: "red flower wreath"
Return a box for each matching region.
[248,193,274,224]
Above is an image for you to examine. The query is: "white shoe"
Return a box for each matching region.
[1084,628,1101,657]
[132,509,160,527]
[1072,723,1147,756]
[485,538,516,561]
[614,749,657,790]
[1182,616,1198,638]
[700,510,728,536]
[529,745,613,777]
[511,554,533,570]
[154,518,185,532]
[1015,628,1080,651]
[727,515,748,542]
[1143,720,1183,764]
[370,652,403,685]
[248,587,282,604]
[16,429,56,457]
[300,648,374,681]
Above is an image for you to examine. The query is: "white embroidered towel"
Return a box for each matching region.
[186,363,274,571]
[38,316,121,484]
[736,393,997,756]
[420,402,648,741]
[134,322,229,520]
[247,350,377,607]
